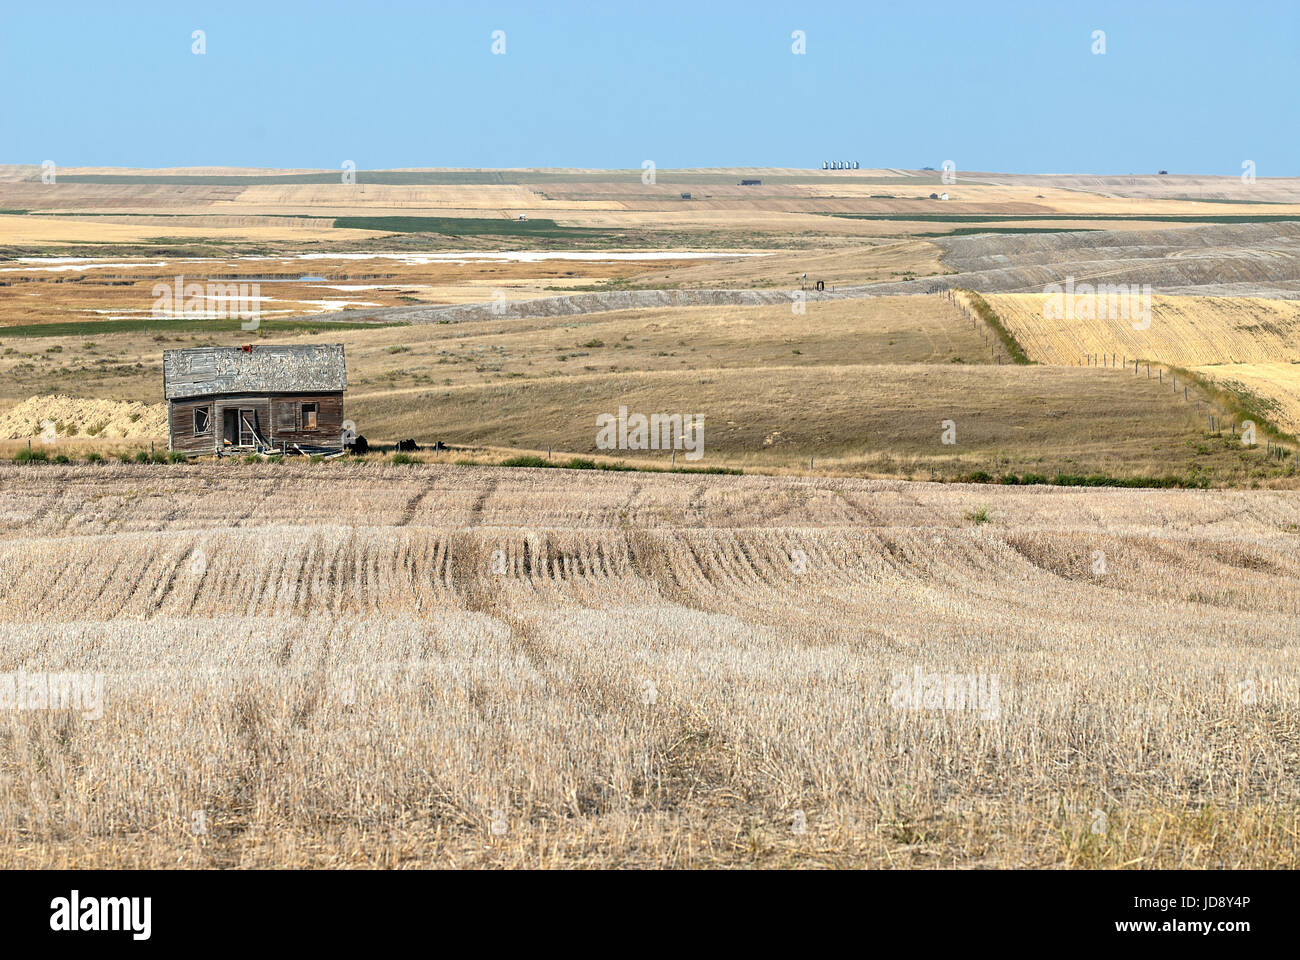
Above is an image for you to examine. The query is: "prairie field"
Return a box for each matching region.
[1193,363,1300,436]
[2,165,1300,874]
[0,251,738,329]
[5,294,1293,485]
[984,293,1300,439]
[1,463,1297,869]
[5,166,1299,259]
[984,293,1300,368]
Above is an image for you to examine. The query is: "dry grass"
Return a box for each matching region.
[985,294,1300,368]
[5,294,1293,484]
[0,463,1296,868]
[351,362,1244,479]
[984,293,1300,441]
[1193,363,1300,435]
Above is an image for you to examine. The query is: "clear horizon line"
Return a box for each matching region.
[0,163,1292,179]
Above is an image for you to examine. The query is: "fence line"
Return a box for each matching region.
[930,290,1295,469]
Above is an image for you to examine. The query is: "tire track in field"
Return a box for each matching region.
[466,478,499,528]
[396,479,436,527]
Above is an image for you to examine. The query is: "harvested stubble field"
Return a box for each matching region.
[1193,363,1300,437]
[984,292,1300,438]
[984,294,1300,368]
[0,463,1297,868]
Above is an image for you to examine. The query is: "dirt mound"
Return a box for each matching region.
[0,395,166,440]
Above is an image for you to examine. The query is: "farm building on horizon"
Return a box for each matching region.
[163,343,347,456]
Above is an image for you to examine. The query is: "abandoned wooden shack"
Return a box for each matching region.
[163,343,347,456]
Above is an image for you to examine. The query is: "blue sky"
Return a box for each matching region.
[1,0,1296,174]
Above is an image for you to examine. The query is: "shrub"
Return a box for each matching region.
[13,448,48,463]
[167,451,186,463]
[134,451,150,464]
[53,455,71,464]
[86,452,104,464]
[673,465,743,475]
[390,453,419,465]
[962,290,1033,364]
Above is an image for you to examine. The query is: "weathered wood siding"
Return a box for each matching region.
[267,393,345,449]
[168,399,218,454]
[168,392,344,455]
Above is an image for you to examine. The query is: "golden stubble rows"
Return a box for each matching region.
[1,464,1297,868]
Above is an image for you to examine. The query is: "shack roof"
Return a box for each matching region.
[163,344,346,400]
